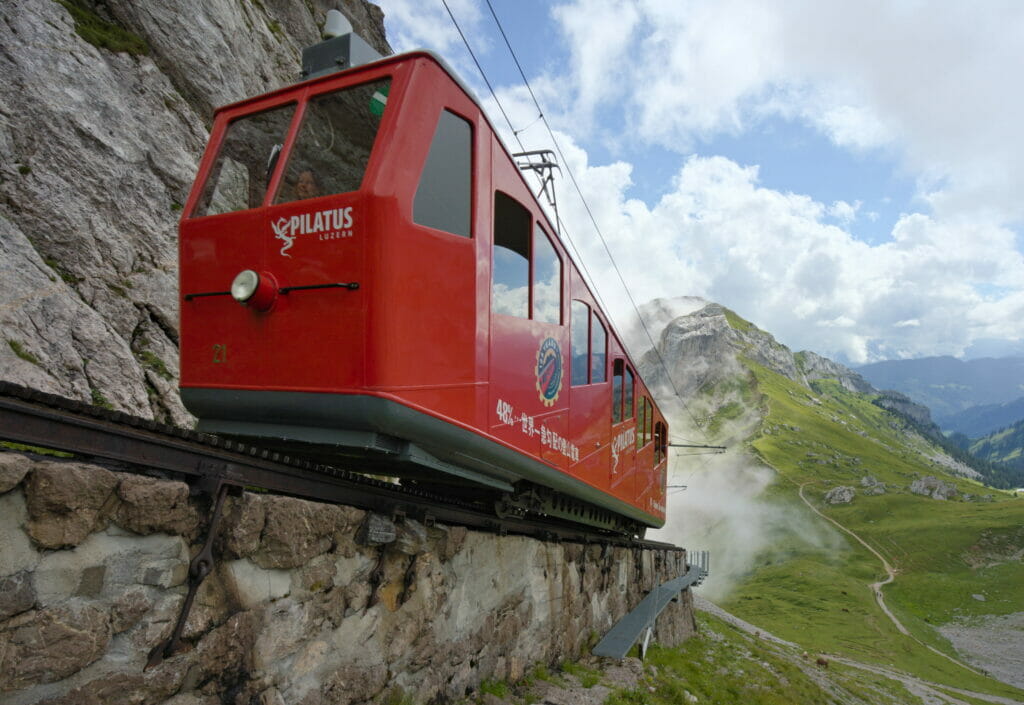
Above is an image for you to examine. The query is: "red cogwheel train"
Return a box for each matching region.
[177,19,669,535]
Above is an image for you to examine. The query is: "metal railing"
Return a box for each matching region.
[592,550,710,659]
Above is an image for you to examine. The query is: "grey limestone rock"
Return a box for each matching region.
[860,475,886,495]
[0,453,29,493]
[24,460,119,549]
[824,486,856,504]
[0,600,112,691]
[115,473,200,538]
[910,475,958,500]
[0,571,36,622]
[0,0,389,424]
[795,350,874,394]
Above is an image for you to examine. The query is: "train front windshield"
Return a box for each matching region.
[191,78,391,218]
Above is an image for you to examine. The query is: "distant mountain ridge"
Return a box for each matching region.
[939,396,1024,437]
[855,355,1024,420]
[632,298,1021,488]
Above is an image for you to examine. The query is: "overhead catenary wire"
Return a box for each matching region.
[438,0,622,362]
[477,5,725,483]
[442,1,718,459]
[479,0,716,448]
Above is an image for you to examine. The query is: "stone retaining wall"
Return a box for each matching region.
[0,452,697,704]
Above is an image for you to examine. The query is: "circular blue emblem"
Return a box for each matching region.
[535,337,563,407]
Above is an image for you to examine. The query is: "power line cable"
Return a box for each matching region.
[481,0,714,445]
[440,0,521,146]
[442,1,718,459]
[439,0,619,345]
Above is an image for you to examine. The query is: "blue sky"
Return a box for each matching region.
[376,0,1024,364]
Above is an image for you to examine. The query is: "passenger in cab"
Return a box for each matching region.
[294,169,322,200]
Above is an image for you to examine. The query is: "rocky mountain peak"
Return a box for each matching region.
[638,301,797,396]
[635,298,879,409]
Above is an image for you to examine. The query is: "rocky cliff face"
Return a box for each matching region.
[0,0,388,424]
[794,350,874,395]
[872,390,938,430]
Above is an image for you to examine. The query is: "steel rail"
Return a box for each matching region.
[0,382,679,551]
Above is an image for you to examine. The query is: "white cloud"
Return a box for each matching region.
[828,200,859,223]
[556,152,1024,363]
[378,0,489,92]
[550,0,1024,223]
[377,1,1024,362]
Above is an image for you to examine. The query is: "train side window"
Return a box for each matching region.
[533,225,562,324]
[413,109,472,237]
[636,396,648,449]
[591,314,607,383]
[492,192,531,317]
[194,103,296,217]
[275,78,391,204]
[612,360,624,424]
[654,421,666,466]
[644,397,653,445]
[571,300,589,386]
[625,366,635,420]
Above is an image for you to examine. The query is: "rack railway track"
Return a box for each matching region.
[0,381,678,551]
[1,381,691,665]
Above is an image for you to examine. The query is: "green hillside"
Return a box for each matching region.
[970,419,1024,471]
[718,358,1024,700]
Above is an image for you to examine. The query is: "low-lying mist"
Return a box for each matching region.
[650,410,844,602]
[631,299,844,603]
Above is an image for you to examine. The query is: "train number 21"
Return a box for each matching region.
[212,344,227,364]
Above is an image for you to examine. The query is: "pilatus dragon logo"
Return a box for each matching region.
[535,337,563,407]
[271,217,295,257]
[270,208,354,258]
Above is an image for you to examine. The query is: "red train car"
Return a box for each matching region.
[178,43,668,535]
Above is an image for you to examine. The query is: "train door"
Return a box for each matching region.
[609,357,638,499]
[253,79,390,389]
[567,297,611,487]
[487,157,570,468]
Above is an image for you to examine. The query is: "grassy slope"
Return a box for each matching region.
[609,613,920,705]
[471,612,926,705]
[720,359,1024,700]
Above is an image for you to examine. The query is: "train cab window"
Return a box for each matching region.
[611,360,635,423]
[533,225,562,324]
[571,300,589,386]
[591,315,607,383]
[194,103,296,217]
[492,192,531,317]
[413,109,472,237]
[275,78,391,204]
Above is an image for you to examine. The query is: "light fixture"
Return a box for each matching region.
[323,9,353,39]
[231,269,278,311]
[231,270,260,303]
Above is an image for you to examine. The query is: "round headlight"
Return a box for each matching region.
[231,270,260,303]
